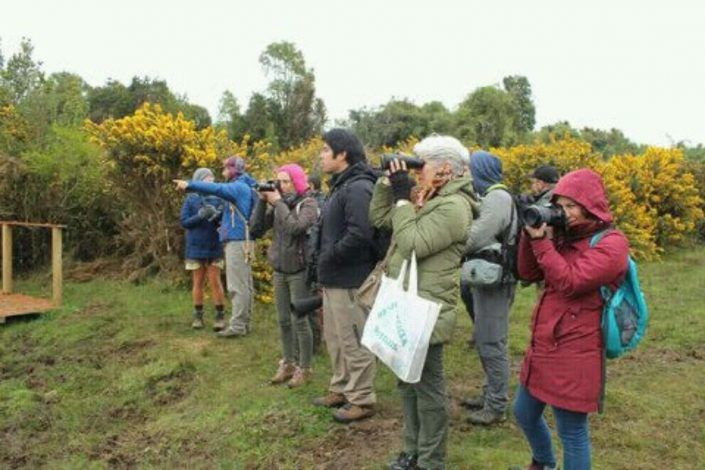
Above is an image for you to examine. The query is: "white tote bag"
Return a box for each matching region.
[361,252,441,383]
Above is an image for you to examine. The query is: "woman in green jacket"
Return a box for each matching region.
[370,135,477,470]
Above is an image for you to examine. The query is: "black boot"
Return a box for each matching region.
[389,452,418,470]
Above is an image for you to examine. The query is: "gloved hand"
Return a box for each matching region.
[389,170,414,202]
[207,207,223,223]
[197,204,217,220]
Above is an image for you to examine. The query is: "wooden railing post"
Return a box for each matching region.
[52,227,62,305]
[2,223,12,294]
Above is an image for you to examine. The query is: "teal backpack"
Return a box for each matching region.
[590,230,649,359]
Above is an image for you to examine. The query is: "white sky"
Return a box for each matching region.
[2,0,704,146]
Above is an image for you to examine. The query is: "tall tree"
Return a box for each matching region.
[254,41,326,149]
[0,38,44,103]
[455,86,517,147]
[502,75,536,134]
[217,90,246,140]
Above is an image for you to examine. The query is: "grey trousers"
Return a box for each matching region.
[471,282,516,413]
[224,241,253,333]
[399,344,447,470]
[273,270,313,369]
[322,288,377,406]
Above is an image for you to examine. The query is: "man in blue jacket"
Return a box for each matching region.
[175,156,257,337]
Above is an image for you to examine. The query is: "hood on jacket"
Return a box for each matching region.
[277,163,309,196]
[329,161,378,189]
[193,167,214,182]
[439,175,480,215]
[236,172,257,188]
[224,156,246,181]
[553,168,613,224]
[469,151,503,196]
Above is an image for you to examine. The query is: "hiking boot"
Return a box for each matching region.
[213,315,226,332]
[287,367,313,388]
[459,395,485,410]
[333,403,375,423]
[191,311,205,330]
[270,360,296,385]
[389,451,418,470]
[311,392,347,408]
[467,407,506,425]
[217,327,247,338]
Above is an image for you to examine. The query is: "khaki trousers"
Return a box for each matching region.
[322,288,377,406]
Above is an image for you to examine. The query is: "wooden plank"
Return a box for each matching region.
[0,220,67,229]
[0,293,55,318]
[52,227,63,305]
[2,224,12,294]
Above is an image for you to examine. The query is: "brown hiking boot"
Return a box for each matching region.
[270,360,296,385]
[467,407,506,425]
[333,403,375,423]
[287,367,313,388]
[311,392,347,408]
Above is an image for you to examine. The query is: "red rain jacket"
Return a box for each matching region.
[518,169,629,413]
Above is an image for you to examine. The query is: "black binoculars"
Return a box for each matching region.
[380,153,425,170]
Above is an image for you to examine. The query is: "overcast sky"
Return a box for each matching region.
[2,0,704,146]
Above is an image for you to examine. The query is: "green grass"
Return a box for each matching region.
[1,247,704,469]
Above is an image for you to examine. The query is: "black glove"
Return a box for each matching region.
[197,204,217,220]
[389,170,413,202]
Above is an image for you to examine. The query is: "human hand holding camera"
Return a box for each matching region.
[525,223,554,240]
[263,189,281,205]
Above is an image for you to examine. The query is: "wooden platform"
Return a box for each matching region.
[0,293,56,323]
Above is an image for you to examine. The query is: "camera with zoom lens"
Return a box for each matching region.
[255,180,280,192]
[523,204,566,228]
[380,153,425,170]
[290,295,323,317]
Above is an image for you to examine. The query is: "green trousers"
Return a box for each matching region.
[398,344,447,470]
[273,270,313,369]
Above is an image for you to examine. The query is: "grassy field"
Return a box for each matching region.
[1,247,704,469]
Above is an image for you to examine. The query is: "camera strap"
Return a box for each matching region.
[229,200,255,264]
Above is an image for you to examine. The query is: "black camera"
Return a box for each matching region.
[523,204,567,228]
[380,153,425,170]
[255,180,279,192]
[290,295,323,317]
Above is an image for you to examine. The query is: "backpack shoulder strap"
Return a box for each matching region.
[589,229,612,248]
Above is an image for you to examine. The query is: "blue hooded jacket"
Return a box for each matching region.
[469,151,503,196]
[180,193,224,259]
[187,173,258,242]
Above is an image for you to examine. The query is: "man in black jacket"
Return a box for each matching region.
[312,128,378,423]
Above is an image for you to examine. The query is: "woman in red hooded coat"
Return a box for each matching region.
[513,169,629,470]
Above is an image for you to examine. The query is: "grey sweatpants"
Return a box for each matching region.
[471,282,516,413]
[225,241,253,333]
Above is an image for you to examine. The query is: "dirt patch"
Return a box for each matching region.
[623,346,705,364]
[303,413,401,469]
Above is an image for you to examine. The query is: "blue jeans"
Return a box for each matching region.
[513,385,591,470]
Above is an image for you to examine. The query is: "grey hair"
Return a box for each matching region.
[413,135,469,177]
